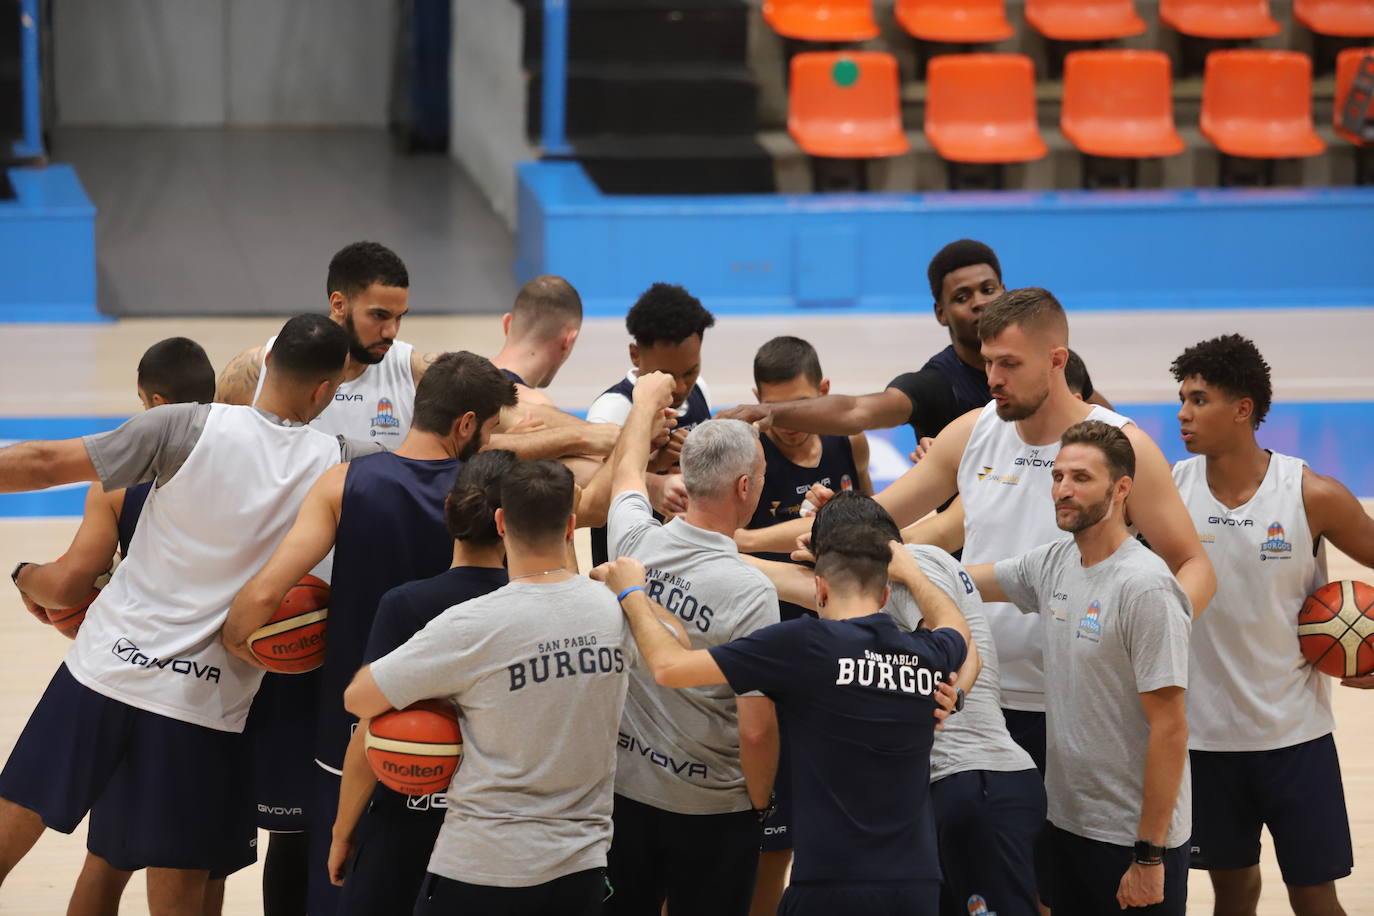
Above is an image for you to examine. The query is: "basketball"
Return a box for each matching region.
[247,575,329,674]
[1297,580,1374,678]
[365,699,463,796]
[43,555,117,639]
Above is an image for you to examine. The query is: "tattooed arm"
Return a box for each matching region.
[215,345,265,405]
[411,349,441,384]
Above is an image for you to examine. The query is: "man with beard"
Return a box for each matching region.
[217,241,431,446]
[966,421,1193,915]
[222,351,517,915]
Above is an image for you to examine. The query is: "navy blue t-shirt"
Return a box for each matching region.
[747,433,859,622]
[359,565,510,820]
[709,614,966,884]
[315,451,462,771]
[887,345,990,441]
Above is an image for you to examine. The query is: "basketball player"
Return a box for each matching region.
[329,449,516,914]
[490,274,583,407]
[223,351,517,915]
[742,336,872,914]
[342,460,637,913]
[746,492,1043,916]
[216,241,432,444]
[601,371,780,916]
[587,282,717,564]
[737,288,1214,776]
[1172,335,1374,916]
[11,337,219,915]
[0,315,358,914]
[968,421,1193,915]
[594,499,971,916]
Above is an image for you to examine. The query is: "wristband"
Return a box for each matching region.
[617,585,646,603]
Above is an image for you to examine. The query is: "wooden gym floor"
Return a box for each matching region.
[0,310,1370,913]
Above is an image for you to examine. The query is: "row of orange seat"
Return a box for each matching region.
[789,48,1370,161]
[765,0,1373,44]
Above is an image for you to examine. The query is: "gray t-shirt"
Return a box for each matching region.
[82,403,378,490]
[607,490,780,814]
[371,576,634,887]
[995,536,1192,849]
[882,545,1036,782]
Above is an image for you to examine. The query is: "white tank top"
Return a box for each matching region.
[63,405,343,732]
[957,401,1132,711]
[1174,453,1331,751]
[254,335,416,446]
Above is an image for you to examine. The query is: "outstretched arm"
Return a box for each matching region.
[222,464,346,666]
[963,562,1009,604]
[593,558,722,688]
[0,439,98,493]
[717,388,913,437]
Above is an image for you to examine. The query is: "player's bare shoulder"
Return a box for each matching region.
[411,348,440,383]
[216,344,266,405]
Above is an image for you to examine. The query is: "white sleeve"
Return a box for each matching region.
[586,392,631,426]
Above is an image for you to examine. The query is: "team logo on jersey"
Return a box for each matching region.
[370,397,401,436]
[1075,600,1103,643]
[1259,521,1292,561]
[769,500,782,519]
[974,465,1020,486]
[840,474,854,491]
[977,466,995,480]
[967,895,995,915]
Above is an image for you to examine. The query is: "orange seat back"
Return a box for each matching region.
[763,0,881,41]
[1026,0,1147,39]
[1294,0,1374,37]
[1334,47,1374,144]
[924,54,1048,163]
[894,0,1015,42]
[1062,50,1185,157]
[788,52,910,158]
[1159,0,1281,38]
[1200,50,1326,158]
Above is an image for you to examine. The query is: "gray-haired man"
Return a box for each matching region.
[602,372,781,916]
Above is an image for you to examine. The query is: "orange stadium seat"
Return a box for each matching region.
[1334,47,1374,143]
[895,0,1015,43]
[1061,51,1185,157]
[789,52,910,158]
[1296,0,1374,37]
[924,54,1048,162]
[1201,51,1326,157]
[1160,0,1281,37]
[763,0,881,41]
[1026,0,1147,40]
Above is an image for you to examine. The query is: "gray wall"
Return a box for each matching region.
[53,0,395,126]
[449,0,532,231]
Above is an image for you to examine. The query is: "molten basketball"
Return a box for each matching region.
[247,575,329,674]
[43,555,117,639]
[365,699,463,796]
[1297,580,1374,678]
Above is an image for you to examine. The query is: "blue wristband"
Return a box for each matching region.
[617,585,646,603]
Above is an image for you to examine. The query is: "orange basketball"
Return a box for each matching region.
[1298,580,1374,678]
[365,699,463,796]
[43,555,117,640]
[247,575,329,674]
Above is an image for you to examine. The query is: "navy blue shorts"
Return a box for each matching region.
[761,727,793,853]
[930,768,1044,916]
[779,880,939,916]
[1044,823,1188,915]
[246,669,321,832]
[337,784,446,916]
[1000,709,1046,775]
[0,664,257,874]
[1189,734,1353,887]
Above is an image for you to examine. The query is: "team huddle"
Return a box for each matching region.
[0,239,1370,916]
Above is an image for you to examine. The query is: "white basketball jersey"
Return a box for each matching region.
[254,335,416,446]
[63,405,343,732]
[1174,453,1331,751]
[957,401,1131,711]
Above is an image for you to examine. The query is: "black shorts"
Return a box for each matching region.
[246,669,321,832]
[1044,823,1188,915]
[337,784,446,916]
[761,730,794,853]
[606,793,760,916]
[1189,734,1353,887]
[0,664,256,874]
[1000,709,1046,775]
[414,867,607,915]
[930,768,1044,916]
[779,880,939,916]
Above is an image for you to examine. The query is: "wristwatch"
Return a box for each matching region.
[952,686,965,714]
[1133,840,1166,866]
[10,561,32,585]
